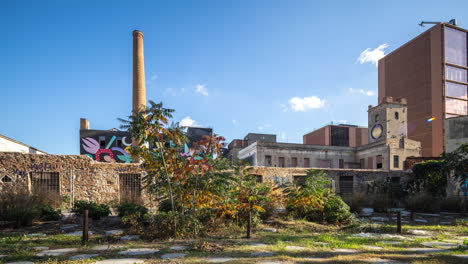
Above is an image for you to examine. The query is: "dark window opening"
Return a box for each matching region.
[339,159,344,168]
[278,157,285,168]
[99,136,106,148]
[1,175,12,183]
[292,157,297,167]
[265,155,272,166]
[393,155,399,168]
[304,158,310,168]
[375,114,380,122]
[254,175,263,183]
[331,126,349,146]
[360,158,365,169]
[339,176,353,194]
[119,173,142,203]
[395,112,399,120]
[376,155,383,169]
[293,175,306,186]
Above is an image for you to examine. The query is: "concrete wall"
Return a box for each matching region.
[445,116,468,153]
[0,153,154,207]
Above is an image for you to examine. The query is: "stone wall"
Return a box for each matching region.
[0,152,155,208]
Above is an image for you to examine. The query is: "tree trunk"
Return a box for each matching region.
[247,203,252,239]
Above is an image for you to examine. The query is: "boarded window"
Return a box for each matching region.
[367,157,373,169]
[292,157,298,167]
[119,173,142,202]
[265,155,272,166]
[318,159,331,168]
[304,158,310,168]
[30,172,60,204]
[360,158,365,169]
[278,157,285,168]
[339,176,353,194]
[339,159,344,168]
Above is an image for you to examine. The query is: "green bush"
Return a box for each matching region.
[0,185,45,227]
[117,202,148,218]
[322,195,354,225]
[158,199,174,213]
[39,204,62,221]
[72,200,110,220]
[440,197,467,213]
[145,212,203,239]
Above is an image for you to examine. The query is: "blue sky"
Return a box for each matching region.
[2,0,468,154]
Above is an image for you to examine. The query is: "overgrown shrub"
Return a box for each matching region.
[145,212,203,239]
[158,199,174,213]
[39,204,62,221]
[440,197,467,213]
[405,192,440,213]
[72,200,110,220]
[117,202,148,219]
[286,170,354,225]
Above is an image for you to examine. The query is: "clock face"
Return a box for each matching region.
[371,124,383,139]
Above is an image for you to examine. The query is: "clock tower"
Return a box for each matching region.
[368,97,408,144]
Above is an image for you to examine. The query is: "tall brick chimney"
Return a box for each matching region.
[132,30,147,115]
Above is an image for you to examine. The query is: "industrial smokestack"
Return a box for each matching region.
[132,30,147,115]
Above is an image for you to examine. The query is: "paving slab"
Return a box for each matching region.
[120,235,140,241]
[421,241,459,249]
[262,228,277,233]
[414,219,428,223]
[206,257,240,263]
[33,247,49,250]
[69,254,100,260]
[251,251,275,257]
[407,230,430,236]
[160,253,187,259]
[37,248,79,256]
[92,245,127,251]
[361,208,374,216]
[105,230,124,236]
[65,231,94,236]
[60,224,79,231]
[206,257,239,263]
[249,243,268,247]
[118,248,158,256]
[94,259,145,264]
[26,233,46,237]
[379,241,402,245]
[371,217,389,222]
[332,248,358,253]
[453,254,468,259]
[363,245,383,250]
[366,258,401,264]
[312,242,329,246]
[169,245,188,250]
[405,247,450,253]
[285,245,307,250]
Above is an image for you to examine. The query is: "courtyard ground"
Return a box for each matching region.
[0,219,467,264]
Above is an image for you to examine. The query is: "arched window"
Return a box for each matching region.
[1,175,13,183]
[375,114,380,122]
[395,112,399,120]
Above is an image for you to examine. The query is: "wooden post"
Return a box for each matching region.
[82,209,89,244]
[397,211,402,234]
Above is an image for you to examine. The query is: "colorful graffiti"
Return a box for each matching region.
[82,136,132,163]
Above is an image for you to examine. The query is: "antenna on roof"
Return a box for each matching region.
[419,19,456,27]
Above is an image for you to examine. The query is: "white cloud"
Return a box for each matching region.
[289,96,325,112]
[195,84,209,96]
[232,119,237,125]
[348,88,376,96]
[357,43,388,66]
[179,116,200,127]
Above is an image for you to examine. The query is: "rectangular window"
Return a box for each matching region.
[445,27,467,67]
[446,66,467,83]
[291,157,297,167]
[119,173,142,202]
[445,98,468,115]
[339,176,353,194]
[265,155,272,166]
[99,136,106,148]
[376,155,383,169]
[339,159,344,168]
[254,175,263,183]
[367,157,373,169]
[445,82,468,100]
[278,157,285,168]
[30,172,60,206]
[360,158,365,169]
[393,155,399,168]
[304,158,310,168]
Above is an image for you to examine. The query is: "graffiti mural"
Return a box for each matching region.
[81,136,132,163]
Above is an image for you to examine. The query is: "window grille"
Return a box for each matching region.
[119,173,142,202]
[339,176,353,194]
[30,172,60,204]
